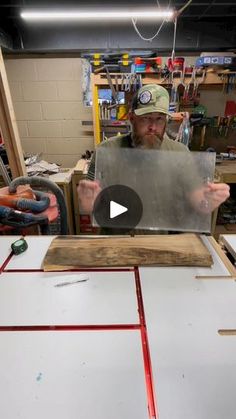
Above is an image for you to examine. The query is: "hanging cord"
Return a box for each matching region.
[197,0,216,20]
[131,0,192,43]
[175,0,193,17]
[171,16,178,62]
[171,0,193,61]
[131,17,166,42]
[131,0,171,42]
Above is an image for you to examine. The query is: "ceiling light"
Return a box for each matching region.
[20,10,174,21]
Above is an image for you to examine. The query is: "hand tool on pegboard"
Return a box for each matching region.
[182,66,194,104]
[169,70,184,112]
[217,116,231,137]
[191,69,206,100]
[221,71,236,94]
[124,73,131,92]
[224,117,231,137]
[94,65,118,103]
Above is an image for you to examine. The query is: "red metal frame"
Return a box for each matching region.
[134,266,158,419]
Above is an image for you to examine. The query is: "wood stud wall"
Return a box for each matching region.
[0,48,26,177]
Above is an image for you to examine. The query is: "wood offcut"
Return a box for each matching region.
[43,233,213,271]
[218,330,236,336]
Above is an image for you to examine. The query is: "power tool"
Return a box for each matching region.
[0,176,68,234]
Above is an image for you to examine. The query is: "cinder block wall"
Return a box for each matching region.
[5,56,236,169]
[5,57,93,167]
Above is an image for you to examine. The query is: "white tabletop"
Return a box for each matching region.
[0,271,139,325]
[5,236,55,270]
[140,266,236,419]
[220,234,236,260]
[0,236,20,269]
[194,235,232,277]
[1,234,236,419]
[0,330,148,419]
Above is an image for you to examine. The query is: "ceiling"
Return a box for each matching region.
[0,1,236,55]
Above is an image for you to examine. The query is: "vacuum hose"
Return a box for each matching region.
[9,176,68,235]
[15,191,50,213]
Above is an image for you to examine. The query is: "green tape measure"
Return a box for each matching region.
[11,238,28,255]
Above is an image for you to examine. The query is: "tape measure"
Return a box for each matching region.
[11,238,28,255]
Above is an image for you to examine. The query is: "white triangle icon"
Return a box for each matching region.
[110,200,128,219]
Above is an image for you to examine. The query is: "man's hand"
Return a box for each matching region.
[189,182,230,214]
[77,180,101,214]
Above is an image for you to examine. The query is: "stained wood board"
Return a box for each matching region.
[43,234,213,271]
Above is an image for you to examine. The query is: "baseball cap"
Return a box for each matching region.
[133,84,171,116]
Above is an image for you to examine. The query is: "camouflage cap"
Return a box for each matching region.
[134,84,171,116]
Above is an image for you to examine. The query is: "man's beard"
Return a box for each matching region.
[132,133,163,149]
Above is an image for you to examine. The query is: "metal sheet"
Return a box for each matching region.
[95,148,215,232]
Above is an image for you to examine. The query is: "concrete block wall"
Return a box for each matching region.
[5,56,236,169]
[5,58,93,168]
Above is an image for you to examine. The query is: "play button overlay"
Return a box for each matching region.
[93,185,143,229]
[110,201,128,219]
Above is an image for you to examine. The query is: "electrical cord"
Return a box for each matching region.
[172,0,193,61]
[131,0,193,44]
[131,17,166,42]
[197,0,216,20]
[175,0,193,17]
[131,0,171,42]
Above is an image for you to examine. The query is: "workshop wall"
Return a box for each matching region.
[199,89,236,117]
[5,57,93,167]
[5,56,236,168]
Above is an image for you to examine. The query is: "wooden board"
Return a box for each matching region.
[43,234,213,271]
[0,48,26,178]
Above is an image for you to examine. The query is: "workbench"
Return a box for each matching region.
[212,160,236,236]
[220,234,236,263]
[1,235,236,419]
[215,160,236,184]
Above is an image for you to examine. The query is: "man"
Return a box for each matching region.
[78,84,229,226]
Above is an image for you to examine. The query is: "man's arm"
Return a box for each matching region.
[77,152,101,214]
[77,179,101,214]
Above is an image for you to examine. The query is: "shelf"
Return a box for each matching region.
[91,72,226,146]
[101,120,129,126]
[92,72,222,86]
